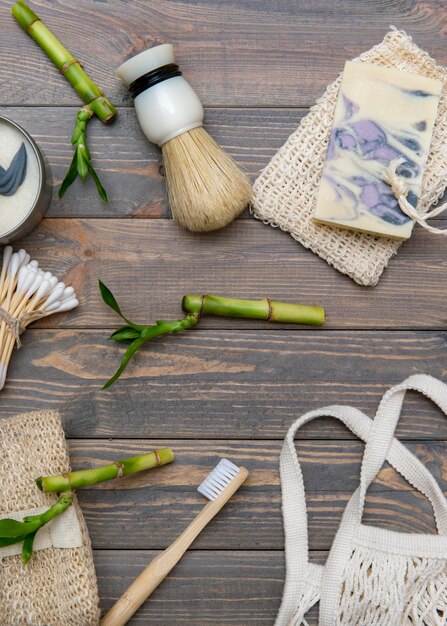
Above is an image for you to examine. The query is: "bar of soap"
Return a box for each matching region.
[313,61,442,240]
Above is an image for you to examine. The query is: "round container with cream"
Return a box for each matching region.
[0,116,51,243]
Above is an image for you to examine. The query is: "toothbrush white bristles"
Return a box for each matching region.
[0,246,79,390]
[197,458,240,501]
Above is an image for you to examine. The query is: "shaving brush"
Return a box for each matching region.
[117,44,251,232]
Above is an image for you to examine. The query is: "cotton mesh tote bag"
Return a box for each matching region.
[277,374,447,625]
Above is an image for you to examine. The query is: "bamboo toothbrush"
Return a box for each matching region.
[101,458,249,626]
[117,44,252,232]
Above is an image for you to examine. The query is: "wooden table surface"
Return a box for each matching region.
[2,1,447,624]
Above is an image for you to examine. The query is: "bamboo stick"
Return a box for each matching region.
[0,251,22,370]
[36,448,175,492]
[0,247,12,302]
[182,294,325,325]
[12,2,116,200]
[11,2,117,123]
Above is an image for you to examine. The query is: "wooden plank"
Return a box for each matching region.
[62,439,447,550]
[82,484,439,550]
[3,5,446,626]
[3,329,447,440]
[1,1,446,107]
[13,219,447,330]
[0,106,294,218]
[95,550,291,625]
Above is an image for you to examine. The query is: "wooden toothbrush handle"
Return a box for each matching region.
[101,467,249,626]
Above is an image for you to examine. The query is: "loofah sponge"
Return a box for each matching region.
[251,29,447,286]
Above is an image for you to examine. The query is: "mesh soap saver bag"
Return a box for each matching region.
[277,374,447,626]
[0,410,100,626]
[251,29,447,286]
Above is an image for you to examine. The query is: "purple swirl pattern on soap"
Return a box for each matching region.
[324,96,425,226]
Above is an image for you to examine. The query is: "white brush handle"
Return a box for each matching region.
[116,43,204,146]
[133,78,204,146]
[101,467,249,626]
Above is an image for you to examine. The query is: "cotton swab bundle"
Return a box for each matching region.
[0,246,79,390]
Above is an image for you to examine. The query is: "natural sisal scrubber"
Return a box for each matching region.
[251,29,447,287]
[0,410,100,625]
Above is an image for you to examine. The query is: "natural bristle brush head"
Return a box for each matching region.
[197,458,241,501]
[117,45,252,232]
[162,127,252,232]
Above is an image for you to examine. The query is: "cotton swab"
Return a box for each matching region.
[0,246,79,390]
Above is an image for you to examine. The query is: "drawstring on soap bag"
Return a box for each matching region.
[384,160,447,235]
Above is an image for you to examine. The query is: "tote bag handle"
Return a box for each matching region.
[318,374,447,626]
[277,378,447,626]
[358,374,447,518]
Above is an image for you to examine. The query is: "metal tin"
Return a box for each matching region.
[0,115,52,244]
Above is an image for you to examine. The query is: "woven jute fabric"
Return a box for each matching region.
[0,410,100,626]
[251,29,447,286]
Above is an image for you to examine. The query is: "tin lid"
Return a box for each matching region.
[0,115,51,243]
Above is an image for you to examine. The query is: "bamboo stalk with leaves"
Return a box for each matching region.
[99,281,325,389]
[0,493,72,564]
[0,448,174,563]
[11,1,117,201]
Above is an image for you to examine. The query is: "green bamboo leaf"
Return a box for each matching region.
[71,125,82,145]
[22,530,38,565]
[0,518,28,535]
[99,280,125,318]
[110,325,141,343]
[58,150,79,199]
[64,111,107,202]
[98,281,143,330]
[83,140,91,163]
[0,535,27,547]
[103,313,200,389]
[0,518,39,540]
[87,161,108,203]
[102,336,146,390]
[0,517,41,554]
[76,147,88,180]
[0,532,31,548]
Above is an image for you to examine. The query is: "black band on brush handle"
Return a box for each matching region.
[129,63,182,98]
